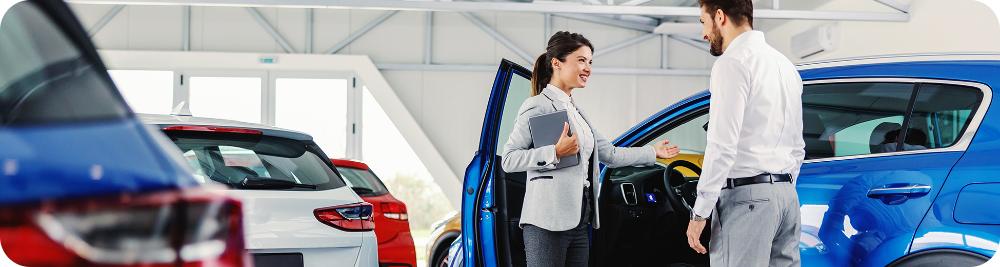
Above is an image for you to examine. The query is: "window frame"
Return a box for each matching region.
[629,78,990,165]
[802,78,991,164]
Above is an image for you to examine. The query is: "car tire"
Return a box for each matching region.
[890,249,988,267]
[431,237,456,267]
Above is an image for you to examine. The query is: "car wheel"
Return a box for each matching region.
[890,250,988,267]
[432,237,456,267]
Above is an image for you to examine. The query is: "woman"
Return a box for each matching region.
[501,31,681,267]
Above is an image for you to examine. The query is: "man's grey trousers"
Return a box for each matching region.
[710,182,801,267]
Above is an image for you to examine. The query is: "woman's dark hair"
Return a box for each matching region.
[531,31,594,96]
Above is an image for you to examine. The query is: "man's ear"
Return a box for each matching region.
[715,9,726,26]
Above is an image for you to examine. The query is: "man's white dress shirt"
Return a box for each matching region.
[693,30,806,218]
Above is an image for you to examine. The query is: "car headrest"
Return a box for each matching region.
[870,122,902,153]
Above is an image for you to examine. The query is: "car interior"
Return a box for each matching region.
[490,110,711,267]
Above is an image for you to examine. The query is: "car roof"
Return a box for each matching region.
[796,52,1000,70]
[139,114,313,141]
[331,159,371,170]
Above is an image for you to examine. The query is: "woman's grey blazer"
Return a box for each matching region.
[501,89,656,232]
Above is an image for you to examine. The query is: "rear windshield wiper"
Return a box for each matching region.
[238,177,318,190]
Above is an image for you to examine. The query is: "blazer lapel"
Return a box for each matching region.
[540,90,568,111]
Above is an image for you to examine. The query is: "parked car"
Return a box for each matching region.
[0,1,248,266]
[142,114,378,267]
[450,56,1000,267]
[427,212,462,267]
[331,158,417,267]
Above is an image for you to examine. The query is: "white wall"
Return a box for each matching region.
[69,4,713,205]
[765,0,1000,62]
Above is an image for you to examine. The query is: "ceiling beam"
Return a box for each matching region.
[67,0,910,22]
[87,5,124,37]
[461,12,533,63]
[873,0,909,13]
[594,33,658,58]
[620,0,652,6]
[246,7,297,53]
[551,13,656,32]
[325,10,398,54]
[669,35,710,53]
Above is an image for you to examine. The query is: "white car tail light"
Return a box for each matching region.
[0,188,249,267]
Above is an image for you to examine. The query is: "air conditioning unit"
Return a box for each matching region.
[791,24,838,59]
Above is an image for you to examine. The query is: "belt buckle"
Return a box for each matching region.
[769,174,775,184]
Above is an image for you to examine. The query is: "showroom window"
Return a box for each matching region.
[274,77,350,157]
[107,70,174,115]
[188,75,263,124]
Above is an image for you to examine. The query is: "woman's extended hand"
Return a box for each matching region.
[555,122,579,158]
[654,139,681,159]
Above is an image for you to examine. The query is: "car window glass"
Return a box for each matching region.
[644,111,709,155]
[0,2,128,125]
[802,82,914,159]
[337,167,390,196]
[167,131,346,191]
[906,83,982,150]
[495,74,531,155]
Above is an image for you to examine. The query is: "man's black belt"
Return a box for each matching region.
[723,173,792,190]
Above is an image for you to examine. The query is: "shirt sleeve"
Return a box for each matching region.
[693,57,751,219]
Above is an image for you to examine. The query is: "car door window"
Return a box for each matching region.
[645,111,709,156]
[802,82,915,159]
[495,74,532,155]
[905,83,982,150]
[0,1,128,126]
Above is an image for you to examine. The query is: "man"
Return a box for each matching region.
[685,0,806,266]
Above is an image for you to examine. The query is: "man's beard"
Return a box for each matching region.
[708,25,724,56]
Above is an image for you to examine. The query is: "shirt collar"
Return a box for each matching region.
[543,84,573,102]
[726,30,764,52]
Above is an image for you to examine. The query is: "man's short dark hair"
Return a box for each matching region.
[699,0,754,27]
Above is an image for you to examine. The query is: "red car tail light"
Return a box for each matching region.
[314,203,375,232]
[381,202,408,221]
[0,188,247,267]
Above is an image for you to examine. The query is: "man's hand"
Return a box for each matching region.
[686,219,708,254]
[654,139,681,159]
[555,122,579,158]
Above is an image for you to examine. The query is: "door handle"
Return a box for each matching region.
[867,183,931,205]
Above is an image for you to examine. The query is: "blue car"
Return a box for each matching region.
[454,55,1000,267]
[0,1,247,266]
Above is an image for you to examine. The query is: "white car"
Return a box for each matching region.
[141,114,378,267]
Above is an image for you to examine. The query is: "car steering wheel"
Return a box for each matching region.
[662,160,702,213]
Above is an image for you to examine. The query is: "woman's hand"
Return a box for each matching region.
[654,139,681,159]
[555,122,579,158]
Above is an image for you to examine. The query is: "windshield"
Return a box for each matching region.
[165,130,346,191]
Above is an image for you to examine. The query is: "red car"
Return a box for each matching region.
[331,159,416,267]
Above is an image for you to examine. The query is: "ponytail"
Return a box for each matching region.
[530,31,594,97]
[530,53,552,96]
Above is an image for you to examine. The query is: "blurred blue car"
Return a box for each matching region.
[0,1,247,266]
[453,54,1000,267]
